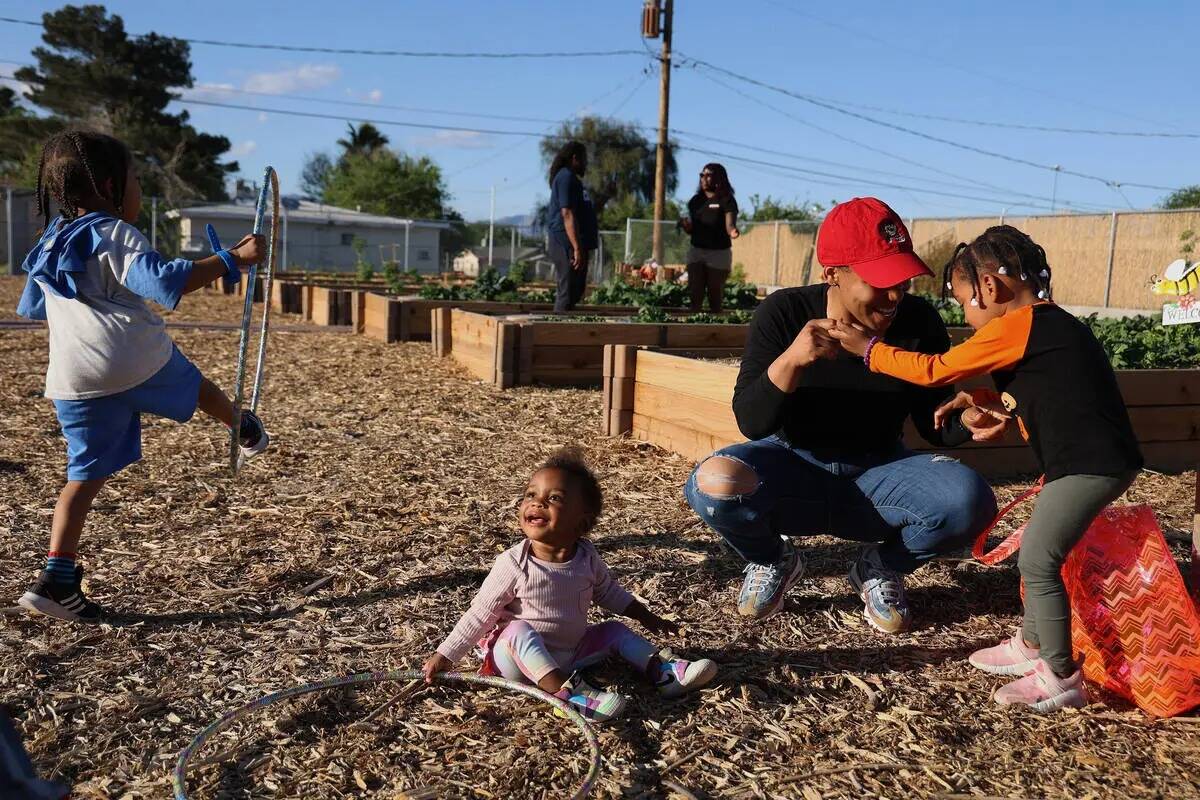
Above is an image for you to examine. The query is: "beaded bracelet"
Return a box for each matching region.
[863,335,880,368]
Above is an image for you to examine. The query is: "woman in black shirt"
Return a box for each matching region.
[683,197,1000,634]
[681,163,739,312]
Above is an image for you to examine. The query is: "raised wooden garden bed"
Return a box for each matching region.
[602,346,1200,478]
[363,294,649,344]
[436,309,748,389]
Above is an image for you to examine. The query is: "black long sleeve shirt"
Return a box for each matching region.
[733,284,970,457]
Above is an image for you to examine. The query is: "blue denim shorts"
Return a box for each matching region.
[53,345,202,481]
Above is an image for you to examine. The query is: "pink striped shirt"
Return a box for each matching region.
[436,539,634,665]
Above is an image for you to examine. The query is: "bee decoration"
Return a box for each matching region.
[1151,258,1200,296]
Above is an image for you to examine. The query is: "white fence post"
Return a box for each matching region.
[624,217,633,263]
[772,221,781,285]
[1103,211,1119,308]
[5,187,13,276]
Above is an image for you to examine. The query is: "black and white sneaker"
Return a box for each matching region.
[17,566,103,623]
[238,410,270,458]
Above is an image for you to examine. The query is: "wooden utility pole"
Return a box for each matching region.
[648,0,673,266]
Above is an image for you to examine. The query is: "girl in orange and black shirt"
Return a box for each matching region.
[832,225,1142,713]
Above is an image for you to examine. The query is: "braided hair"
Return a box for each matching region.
[941,225,1053,304]
[34,130,132,225]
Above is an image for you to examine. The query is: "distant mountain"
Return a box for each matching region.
[495,213,535,227]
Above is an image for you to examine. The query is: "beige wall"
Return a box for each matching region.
[725,209,1200,311]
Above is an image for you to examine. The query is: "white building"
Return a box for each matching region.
[169,198,453,273]
[452,244,546,277]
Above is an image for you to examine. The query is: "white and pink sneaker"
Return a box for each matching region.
[993,659,1088,713]
[654,650,718,699]
[968,629,1040,676]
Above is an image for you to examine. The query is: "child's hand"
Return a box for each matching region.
[827,320,871,358]
[934,390,1010,441]
[422,652,453,683]
[641,613,679,636]
[229,233,267,266]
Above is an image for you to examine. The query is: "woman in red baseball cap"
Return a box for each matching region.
[684,197,1000,631]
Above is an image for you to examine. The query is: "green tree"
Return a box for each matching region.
[336,122,389,157]
[14,4,236,203]
[0,86,60,182]
[323,149,452,219]
[299,151,332,201]
[1161,185,1200,210]
[538,116,677,220]
[746,194,823,222]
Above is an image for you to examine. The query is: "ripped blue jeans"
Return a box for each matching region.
[684,436,997,573]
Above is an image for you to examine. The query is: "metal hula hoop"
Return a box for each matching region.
[229,166,279,474]
[171,670,602,800]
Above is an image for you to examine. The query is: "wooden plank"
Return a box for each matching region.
[310,286,333,326]
[527,368,607,387]
[529,322,663,347]
[662,325,749,348]
[351,290,367,333]
[635,350,739,405]
[634,381,744,442]
[517,324,534,385]
[530,345,606,370]
[1128,405,1200,442]
[608,344,638,380]
[632,412,731,463]
[362,292,396,343]
[608,409,634,436]
[496,323,519,387]
[336,289,352,325]
[1116,370,1200,407]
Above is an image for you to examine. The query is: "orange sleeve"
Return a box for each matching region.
[868,307,1032,387]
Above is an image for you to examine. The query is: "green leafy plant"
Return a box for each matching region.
[507,261,530,285]
[352,237,373,281]
[1180,229,1195,258]
[1082,314,1200,370]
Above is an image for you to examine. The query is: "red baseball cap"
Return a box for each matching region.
[816,197,931,288]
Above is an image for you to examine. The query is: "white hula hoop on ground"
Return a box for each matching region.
[171,670,602,799]
[229,166,280,474]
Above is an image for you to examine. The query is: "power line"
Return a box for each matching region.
[678,53,1181,194]
[678,145,1077,213]
[175,97,546,137]
[683,69,1108,212]
[800,98,1200,139]
[669,129,1111,212]
[760,0,1187,132]
[0,16,643,59]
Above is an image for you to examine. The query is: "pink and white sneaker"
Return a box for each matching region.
[968,629,1040,676]
[654,650,718,699]
[993,659,1088,713]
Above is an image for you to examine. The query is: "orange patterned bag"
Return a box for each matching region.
[975,483,1200,717]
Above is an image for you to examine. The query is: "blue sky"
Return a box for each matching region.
[2,1,1197,223]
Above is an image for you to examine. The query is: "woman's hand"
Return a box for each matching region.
[229,233,266,266]
[826,320,872,358]
[783,319,841,367]
[728,227,740,239]
[422,652,453,684]
[680,217,694,234]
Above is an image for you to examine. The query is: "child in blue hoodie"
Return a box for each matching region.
[15,131,268,623]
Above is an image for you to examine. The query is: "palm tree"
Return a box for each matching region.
[337,122,389,157]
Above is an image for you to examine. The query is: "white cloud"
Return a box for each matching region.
[178,81,235,101]
[230,140,258,157]
[368,88,383,102]
[257,112,269,123]
[242,64,341,94]
[412,130,493,150]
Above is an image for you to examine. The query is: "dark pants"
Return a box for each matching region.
[550,237,588,312]
[685,436,998,572]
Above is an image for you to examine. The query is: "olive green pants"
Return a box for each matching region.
[1018,471,1137,675]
